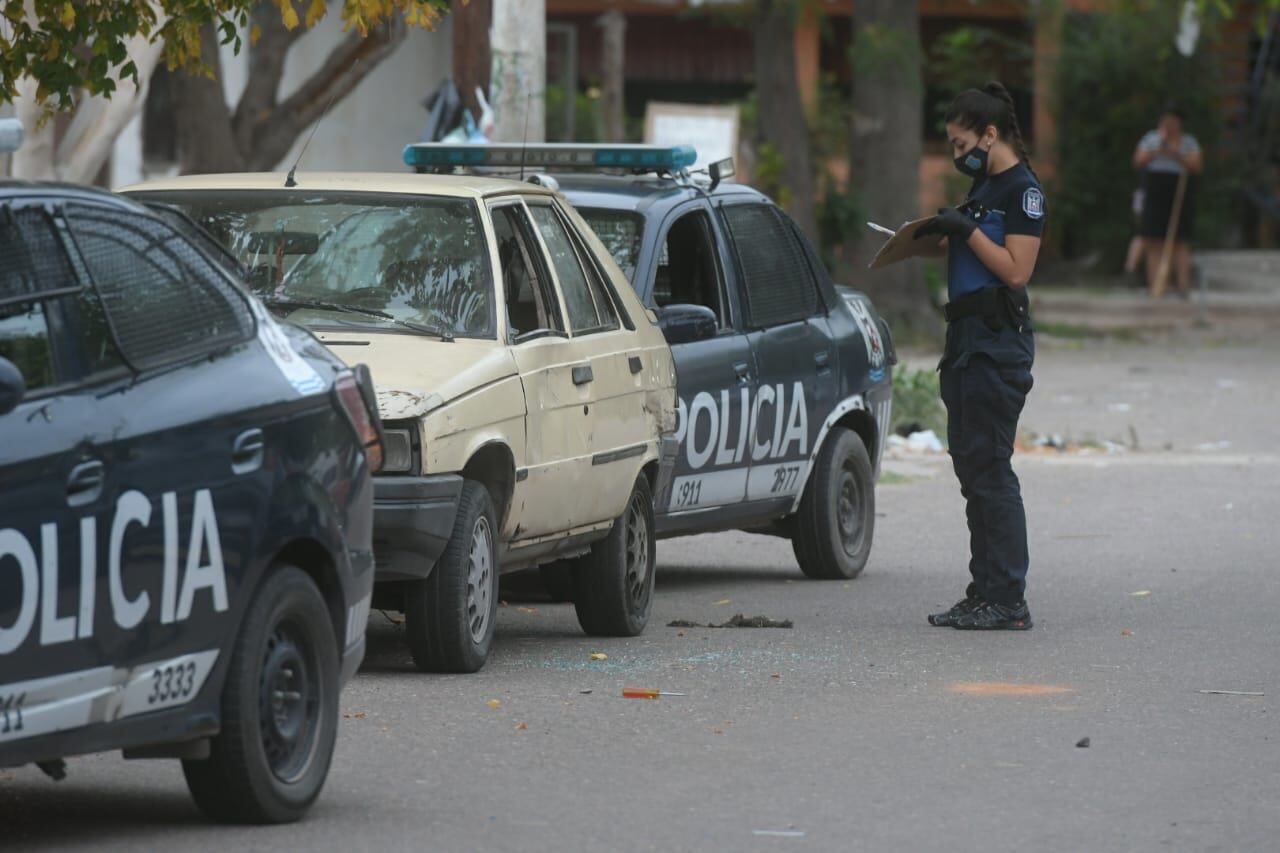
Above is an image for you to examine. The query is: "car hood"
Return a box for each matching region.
[312,331,517,421]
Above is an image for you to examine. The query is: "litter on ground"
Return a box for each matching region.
[622,687,686,699]
[1198,689,1264,696]
[752,829,806,838]
[667,614,793,629]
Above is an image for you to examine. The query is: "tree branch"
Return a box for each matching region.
[59,24,167,185]
[246,17,407,171]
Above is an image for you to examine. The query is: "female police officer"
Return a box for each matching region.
[917,82,1043,630]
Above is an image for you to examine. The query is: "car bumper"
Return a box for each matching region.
[653,433,680,512]
[340,545,375,684]
[372,474,464,582]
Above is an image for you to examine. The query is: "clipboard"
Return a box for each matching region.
[866,216,942,270]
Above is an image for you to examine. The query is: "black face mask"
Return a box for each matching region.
[954,143,989,179]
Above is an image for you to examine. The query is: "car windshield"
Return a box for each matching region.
[578,209,644,282]
[132,190,495,338]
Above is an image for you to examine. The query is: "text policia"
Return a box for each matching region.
[668,380,814,510]
[0,489,228,655]
[675,380,810,470]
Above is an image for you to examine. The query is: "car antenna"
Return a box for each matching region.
[285,60,359,188]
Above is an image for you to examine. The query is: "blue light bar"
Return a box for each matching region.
[403,143,697,173]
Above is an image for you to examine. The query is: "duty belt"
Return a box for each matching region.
[943,285,1030,332]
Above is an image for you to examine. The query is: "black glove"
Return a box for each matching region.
[914,207,976,241]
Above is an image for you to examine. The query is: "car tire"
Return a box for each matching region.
[792,426,875,580]
[539,561,576,602]
[183,565,338,824]
[404,480,498,673]
[572,474,656,636]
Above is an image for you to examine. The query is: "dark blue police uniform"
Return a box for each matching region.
[940,162,1044,607]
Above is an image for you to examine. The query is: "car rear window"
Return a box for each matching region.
[134,190,496,340]
[577,209,644,282]
[722,203,819,328]
[1,205,122,390]
[66,207,254,370]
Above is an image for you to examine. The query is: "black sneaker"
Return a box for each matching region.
[952,599,1033,630]
[927,594,981,627]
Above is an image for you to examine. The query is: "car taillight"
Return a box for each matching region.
[335,371,384,473]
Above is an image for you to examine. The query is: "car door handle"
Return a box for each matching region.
[814,350,831,370]
[572,365,594,385]
[629,355,643,375]
[733,361,751,384]
[66,460,105,508]
[231,428,265,475]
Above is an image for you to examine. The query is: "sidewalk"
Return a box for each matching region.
[1030,285,1280,332]
[1032,249,1280,333]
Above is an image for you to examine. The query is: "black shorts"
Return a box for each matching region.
[1140,171,1197,241]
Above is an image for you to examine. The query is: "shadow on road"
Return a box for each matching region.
[655,564,804,589]
[0,782,205,848]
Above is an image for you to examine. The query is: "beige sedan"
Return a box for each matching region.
[123,173,678,673]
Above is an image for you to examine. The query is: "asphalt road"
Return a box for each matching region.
[3,333,1278,852]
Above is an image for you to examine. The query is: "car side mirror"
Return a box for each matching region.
[0,357,26,416]
[657,304,718,345]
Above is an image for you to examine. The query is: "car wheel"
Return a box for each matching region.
[572,474,656,636]
[183,565,338,824]
[539,561,576,603]
[792,426,875,580]
[404,480,498,673]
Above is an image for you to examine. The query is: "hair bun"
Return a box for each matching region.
[983,81,1012,101]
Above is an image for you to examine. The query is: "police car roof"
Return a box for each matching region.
[553,173,769,217]
[0,180,150,211]
[119,171,557,201]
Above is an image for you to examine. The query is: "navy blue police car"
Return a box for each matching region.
[405,144,896,580]
[0,178,381,823]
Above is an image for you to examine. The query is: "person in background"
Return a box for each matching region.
[1133,103,1203,298]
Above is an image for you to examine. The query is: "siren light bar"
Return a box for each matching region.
[403,143,697,174]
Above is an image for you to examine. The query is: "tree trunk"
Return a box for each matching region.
[490,0,545,142]
[61,30,167,185]
[597,10,625,142]
[752,0,817,243]
[175,24,246,174]
[845,0,938,337]
[452,0,492,121]
[12,76,56,181]
[245,17,406,170]
[175,14,406,175]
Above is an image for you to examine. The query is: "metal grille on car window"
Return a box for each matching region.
[66,207,253,369]
[0,206,83,308]
[722,203,818,328]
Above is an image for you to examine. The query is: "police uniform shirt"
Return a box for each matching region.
[948,161,1045,301]
[943,161,1044,370]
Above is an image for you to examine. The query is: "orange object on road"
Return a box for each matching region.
[622,687,686,699]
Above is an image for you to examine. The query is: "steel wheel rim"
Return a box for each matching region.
[258,619,321,783]
[624,492,651,608]
[836,461,864,557]
[466,515,494,644]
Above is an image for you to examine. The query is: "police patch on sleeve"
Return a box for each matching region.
[1022,187,1045,219]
